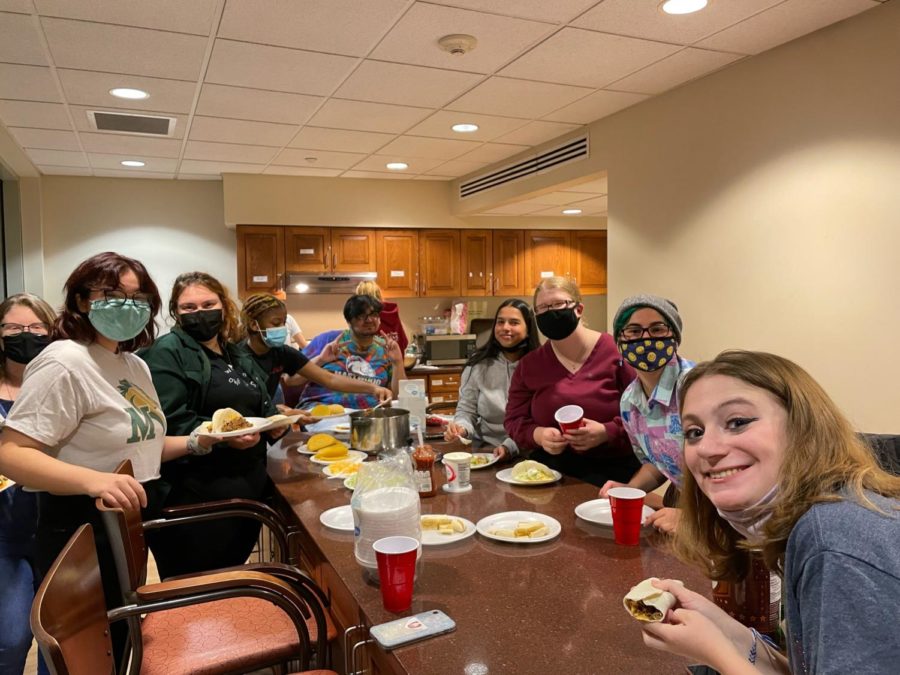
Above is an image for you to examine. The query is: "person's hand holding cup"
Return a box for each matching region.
[555,405,585,433]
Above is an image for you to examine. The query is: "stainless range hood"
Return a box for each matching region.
[285,271,377,295]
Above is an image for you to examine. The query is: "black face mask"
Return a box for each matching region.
[2,332,50,364]
[536,308,580,341]
[179,309,223,343]
[499,338,529,353]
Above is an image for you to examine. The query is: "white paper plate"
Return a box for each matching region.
[332,422,351,434]
[495,467,562,486]
[343,475,357,490]
[420,515,476,546]
[322,460,365,478]
[476,511,561,544]
[303,407,355,420]
[0,477,15,493]
[309,449,367,465]
[574,498,655,527]
[195,416,276,439]
[438,452,498,470]
[319,505,354,532]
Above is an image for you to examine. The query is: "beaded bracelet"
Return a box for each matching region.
[187,429,212,456]
[748,628,777,664]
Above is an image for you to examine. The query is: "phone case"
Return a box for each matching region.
[370,610,456,650]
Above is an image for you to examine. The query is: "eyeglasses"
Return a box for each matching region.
[354,312,381,323]
[95,289,153,307]
[534,299,576,314]
[620,322,671,340]
[0,322,49,336]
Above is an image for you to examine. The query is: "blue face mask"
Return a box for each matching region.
[89,299,151,343]
[261,325,288,348]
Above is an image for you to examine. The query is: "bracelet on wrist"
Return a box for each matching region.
[187,430,213,456]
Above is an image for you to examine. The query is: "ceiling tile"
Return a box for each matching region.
[56,70,197,113]
[609,47,743,95]
[205,39,358,96]
[350,154,445,173]
[308,99,433,134]
[425,0,600,24]
[413,175,453,181]
[378,135,482,160]
[41,18,207,80]
[288,127,394,154]
[573,0,783,46]
[561,175,607,193]
[26,148,87,167]
[196,84,323,125]
[371,3,554,74]
[424,159,487,177]
[93,169,175,179]
[531,205,590,216]
[263,166,343,177]
[8,127,80,151]
[0,1,32,13]
[456,142,528,164]
[341,170,413,180]
[0,64,60,102]
[68,105,188,139]
[0,11,48,65]
[542,89,648,124]
[335,61,483,108]
[481,201,545,215]
[87,153,177,171]
[218,0,408,57]
[447,77,592,118]
[501,27,681,89]
[0,100,70,128]
[494,120,581,146]
[37,165,92,176]
[529,191,595,206]
[184,140,279,163]
[510,194,570,209]
[274,147,367,170]
[176,173,222,180]
[406,110,529,141]
[567,194,607,213]
[34,0,218,35]
[178,159,265,175]
[79,132,182,158]
[189,116,298,147]
[697,0,879,55]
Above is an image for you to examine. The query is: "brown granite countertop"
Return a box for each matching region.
[268,435,709,675]
[407,365,464,376]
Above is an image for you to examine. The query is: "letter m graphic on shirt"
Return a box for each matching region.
[118,379,166,444]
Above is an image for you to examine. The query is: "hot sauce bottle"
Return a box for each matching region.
[412,444,438,498]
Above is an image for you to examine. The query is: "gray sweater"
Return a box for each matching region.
[783,491,900,674]
[452,355,519,455]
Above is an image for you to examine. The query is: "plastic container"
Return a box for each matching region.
[412,444,438,498]
[419,316,449,335]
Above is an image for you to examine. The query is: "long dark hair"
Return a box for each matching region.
[467,299,539,367]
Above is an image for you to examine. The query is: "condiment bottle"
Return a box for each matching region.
[411,444,438,498]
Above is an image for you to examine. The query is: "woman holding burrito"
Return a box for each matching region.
[641,351,900,673]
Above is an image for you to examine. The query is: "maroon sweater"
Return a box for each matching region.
[505,333,635,458]
[378,301,408,352]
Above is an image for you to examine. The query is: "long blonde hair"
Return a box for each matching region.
[674,350,900,580]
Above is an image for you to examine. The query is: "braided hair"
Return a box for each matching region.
[240,293,285,339]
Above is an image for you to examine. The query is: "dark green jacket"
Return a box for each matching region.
[138,326,275,437]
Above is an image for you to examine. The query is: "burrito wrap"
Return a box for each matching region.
[623,577,684,622]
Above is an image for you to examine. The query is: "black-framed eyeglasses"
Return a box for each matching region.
[620,322,671,340]
[0,322,49,336]
[534,299,576,314]
[94,289,153,307]
[354,312,380,323]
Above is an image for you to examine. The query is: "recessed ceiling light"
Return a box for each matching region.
[120,160,145,167]
[109,87,149,100]
[386,162,409,171]
[562,208,582,215]
[660,0,708,15]
[452,123,479,133]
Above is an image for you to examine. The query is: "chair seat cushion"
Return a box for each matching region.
[141,597,302,675]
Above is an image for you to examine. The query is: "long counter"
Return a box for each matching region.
[267,435,710,674]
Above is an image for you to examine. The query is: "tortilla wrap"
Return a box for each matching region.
[211,408,251,434]
[623,578,684,622]
[510,460,552,481]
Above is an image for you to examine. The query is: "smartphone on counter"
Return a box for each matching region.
[370,610,456,650]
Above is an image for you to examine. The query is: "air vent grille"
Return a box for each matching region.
[460,134,588,199]
[88,111,176,136]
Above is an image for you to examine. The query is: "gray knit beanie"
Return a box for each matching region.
[613,294,683,345]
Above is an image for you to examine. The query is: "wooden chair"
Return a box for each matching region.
[96,461,337,674]
[31,524,336,675]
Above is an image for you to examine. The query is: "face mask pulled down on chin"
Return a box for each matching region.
[179,309,223,343]
[536,307,580,341]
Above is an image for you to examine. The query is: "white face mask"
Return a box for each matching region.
[715,484,779,544]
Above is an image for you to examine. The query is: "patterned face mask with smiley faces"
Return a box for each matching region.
[619,337,677,372]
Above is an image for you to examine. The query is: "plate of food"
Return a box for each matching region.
[322,458,365,478]
[331,422,351,434]
[319,505,354,532]
[476,511,561,544]
[0,474,14,493]
[438,452,498,470]
[194,409,273,438]
[343,474,358,491]
[574,498,655,527]
[420,514,476,546]
[496,460,562,486]
[303,403,351,420]
[310,449,366,466]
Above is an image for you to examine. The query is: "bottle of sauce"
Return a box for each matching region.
[712,553,783,647]
[412,444,438,498]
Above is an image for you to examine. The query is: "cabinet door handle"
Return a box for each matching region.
[332,251,336,270]
[351,638,373,674]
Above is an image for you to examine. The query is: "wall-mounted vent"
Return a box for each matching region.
[459,134,588,199]
[87,110,177,137]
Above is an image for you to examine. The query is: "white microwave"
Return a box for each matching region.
[419,334,477,366]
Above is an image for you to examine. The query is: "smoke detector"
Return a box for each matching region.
[438,34,477,56]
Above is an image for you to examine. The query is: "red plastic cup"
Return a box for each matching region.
[373,536,419,612]
[608,487,646,546]
[555,405,585,433]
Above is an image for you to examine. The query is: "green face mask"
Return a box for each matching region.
[89,299,151,343]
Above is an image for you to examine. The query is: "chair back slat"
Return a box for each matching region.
[95,460,149,596]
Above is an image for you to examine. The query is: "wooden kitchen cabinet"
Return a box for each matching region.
[461,230,491,297]
[332,228,377,272]
[285,226,376,273]
[461,229,526,297]
[571,230,608,294]
[427,371,461,404]
[376,229,419,297]
[493,229,527,296]
[524,230,572,288]
[284,226,329,273]
[236,225,284,298]
[419,229,461,297]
